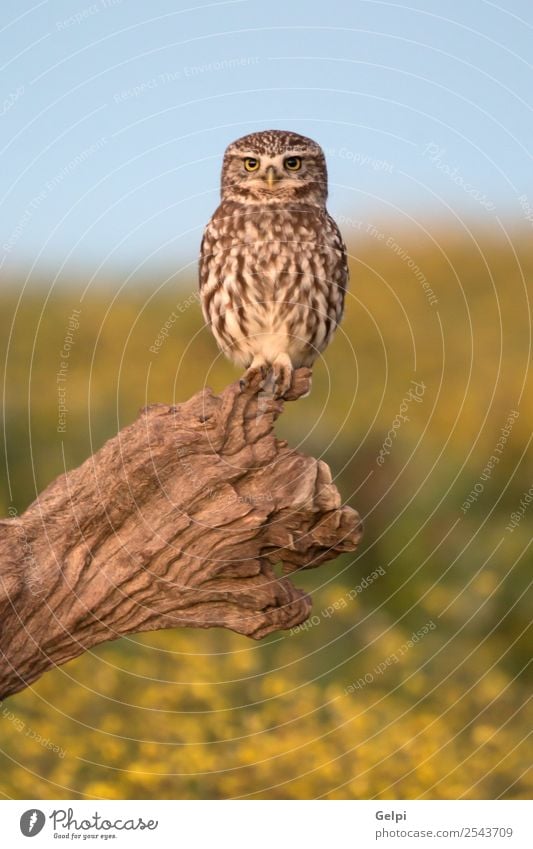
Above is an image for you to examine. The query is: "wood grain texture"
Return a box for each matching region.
[0,369,362,699]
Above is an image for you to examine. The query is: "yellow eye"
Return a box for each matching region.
[284,156,302,171]
[243,157,260,172]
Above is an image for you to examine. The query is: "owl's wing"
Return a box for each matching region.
[199,224,213,292]
[325,212,349,292]
[323,212,349,331]
[198,216,218,326]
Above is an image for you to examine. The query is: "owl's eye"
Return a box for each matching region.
[243,157,260,172]
[284,156,302,171]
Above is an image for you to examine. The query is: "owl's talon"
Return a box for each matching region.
[241,363,268,393]
[271,354,293,399]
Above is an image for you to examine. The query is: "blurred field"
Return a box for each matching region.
[0,223,531,799]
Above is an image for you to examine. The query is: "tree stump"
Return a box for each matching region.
[0,369,362,699]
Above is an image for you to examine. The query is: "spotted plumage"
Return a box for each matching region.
[199,129,348,395]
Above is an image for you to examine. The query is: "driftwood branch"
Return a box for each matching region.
[0,370,362,699]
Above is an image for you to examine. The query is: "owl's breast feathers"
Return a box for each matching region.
[199,201,348,368]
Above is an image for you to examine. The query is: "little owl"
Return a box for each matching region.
[199,129,348,396]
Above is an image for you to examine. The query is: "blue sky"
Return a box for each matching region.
[0,0,531,276]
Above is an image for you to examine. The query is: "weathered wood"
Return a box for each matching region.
[0,369,362,699]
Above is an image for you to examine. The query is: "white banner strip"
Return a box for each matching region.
[3,800,532,847]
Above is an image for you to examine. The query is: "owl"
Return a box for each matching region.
[199,129,348,396]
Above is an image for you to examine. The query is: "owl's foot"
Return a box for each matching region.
[240,355,295,399]
[240,360,268,392]
[270,353,293,398]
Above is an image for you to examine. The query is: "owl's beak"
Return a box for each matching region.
[265,166,278,189]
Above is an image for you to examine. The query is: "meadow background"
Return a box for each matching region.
[1,224,531,799]
[0,0,531,800]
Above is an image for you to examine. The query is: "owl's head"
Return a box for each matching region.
[220,130,328,205]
